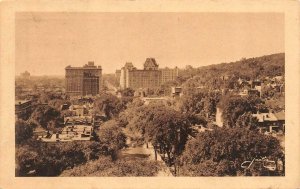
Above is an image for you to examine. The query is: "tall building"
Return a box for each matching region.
[65,61,102,96]
[115,69,121,86]
[160,67,179,83]
[20,71,30,80]
[119,58,178,90]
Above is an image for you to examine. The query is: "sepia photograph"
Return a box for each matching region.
[0,0,300,189]
[15,12,285,177]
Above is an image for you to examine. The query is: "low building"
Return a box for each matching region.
[141,97,169,105]
[69,104,90,116]
[238,89,260,97]
[252,111,285,133]
[64,115,93,126]
[40,125,93,142]
[171,87,182,97]
[15,100,32,119]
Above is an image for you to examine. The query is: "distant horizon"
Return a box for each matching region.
[16,52,284,77]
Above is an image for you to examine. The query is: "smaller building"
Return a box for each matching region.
[40,125,93,142]
[252,111,285,133]
[15,100,32,119]
[141,97,169,105]
[171,87,183,98]
[238,89,260,97]
[69,105,88,116]
[64,115,93,126]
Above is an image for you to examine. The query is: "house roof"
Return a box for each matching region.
[252,113,278,122]
[144,58,158,68]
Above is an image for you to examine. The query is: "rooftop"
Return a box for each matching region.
[252,112,283,122]
[15,99,31,105]
[65,62,102,70]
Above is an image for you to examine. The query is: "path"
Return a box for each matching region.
[118,140,173,177]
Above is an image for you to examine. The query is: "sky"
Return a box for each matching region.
[16,12,284,75]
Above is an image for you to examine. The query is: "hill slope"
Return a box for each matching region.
[177,53,284,86]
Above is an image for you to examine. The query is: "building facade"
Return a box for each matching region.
[160,67,179,83]
[15,100,32,119]
[65,62,102,96]
[119,58,178,90]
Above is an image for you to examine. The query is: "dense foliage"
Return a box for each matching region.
[29,105,62,130]
[15,120,35,145]
[16,141,110,176]
[177,53,284,89]
[96,120,127,160]
[93,93,127,119]
[179,127,283,176]
[60,157,162,176]
[218,95,266,128]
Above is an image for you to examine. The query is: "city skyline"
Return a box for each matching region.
[16,12,284,76]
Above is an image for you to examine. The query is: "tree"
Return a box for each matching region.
[48,99,70,111]
[16,141,110,176]
[236,112,259,130]
[179,91,206,114]
[29,105,62,130]
[118,88,135,97]
[16,145,39,176]
[93,93,125,119]
[97,120,127,160]
[218,95,263,127]
[15,120,34,145]
[141,105,192,176]
[180,127,283,176]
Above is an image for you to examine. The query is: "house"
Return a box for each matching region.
[171,87,183,98]
[141,97,168,105]
[238,89,260,97]
[15,100,32,119]
[40,125,93,142]
[252,111,285,133]
[69,103,93,116]
[64,115,93,126]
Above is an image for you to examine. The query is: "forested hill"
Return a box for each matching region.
[178,53,285,84]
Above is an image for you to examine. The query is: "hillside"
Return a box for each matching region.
[177,53,284,87]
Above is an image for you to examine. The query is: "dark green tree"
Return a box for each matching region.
[180,127,283,176]
[15,120,35,145]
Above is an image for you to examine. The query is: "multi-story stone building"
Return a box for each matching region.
[65,62,102,96]
[119,58,178,90]
[160,67,179,83]
[115,69,121,86]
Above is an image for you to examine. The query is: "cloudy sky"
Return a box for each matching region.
[16,12,284,75]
